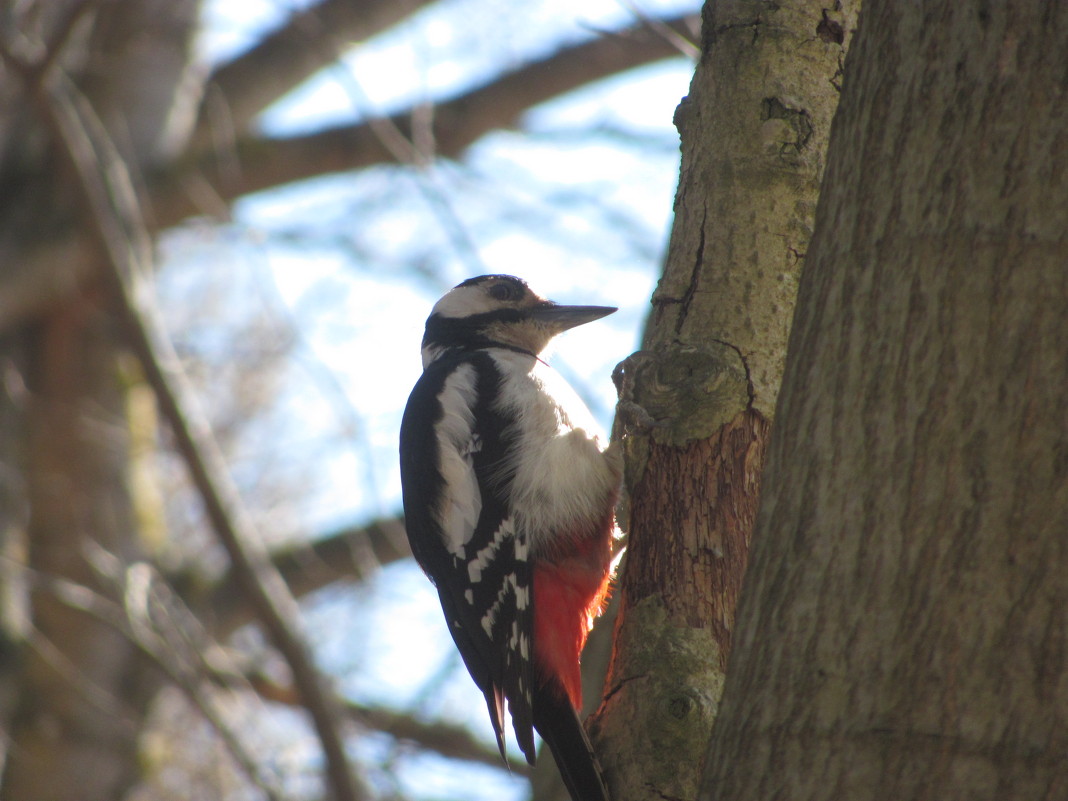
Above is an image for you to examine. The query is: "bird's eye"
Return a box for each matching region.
[488,282,521,302]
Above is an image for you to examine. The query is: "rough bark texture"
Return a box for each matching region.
[625,415,768,667]
[701,3,1068,800]
[591,2,857,800]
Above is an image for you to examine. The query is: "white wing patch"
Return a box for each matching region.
[433,364,482,554]
[481,578,513,636]
[480,568,530,639]
[467,518,514,583]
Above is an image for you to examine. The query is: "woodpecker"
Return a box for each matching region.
[400,274,620,801]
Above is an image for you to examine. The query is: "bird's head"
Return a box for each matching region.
[421,275,616,367]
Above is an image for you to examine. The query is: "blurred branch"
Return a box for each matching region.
[0,11,697,335]
[0,0,99,84]
[37,563,288,801]
[198,516,411,636]
[2,47,366,801]
[193,0,436,148]
[246,672,528,776]
[270,517,410,601]
[149,13,699,225]
[347,701,529,775]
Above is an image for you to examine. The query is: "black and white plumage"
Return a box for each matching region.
[400,275,621,801]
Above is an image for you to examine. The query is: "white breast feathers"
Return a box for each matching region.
[491,353,619,552]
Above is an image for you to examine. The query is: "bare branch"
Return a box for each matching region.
[150,13,699,225]
[193,0,436,147]
[196,516,411,636]
[270,517,411,602]
[0,0,100,83]
[347,701,528,775]
[244,672,527,776]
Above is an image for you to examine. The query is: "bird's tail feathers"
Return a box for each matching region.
[532,681,610,801]
[484,685,507,759]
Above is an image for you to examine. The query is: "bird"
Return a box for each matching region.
[400,274,621,801]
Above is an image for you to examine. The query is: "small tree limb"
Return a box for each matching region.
[243,669,528,776]
[194,516,411,637]
[150,13,699,224]
[36,564,288,801]
[193,0,438,147]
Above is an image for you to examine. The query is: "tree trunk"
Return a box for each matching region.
[701,3,1068,799]
[591,2,857,800]
[2,289,155,801]
[0,3,199,798]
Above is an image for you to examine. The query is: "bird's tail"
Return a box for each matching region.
[532,681,610,801]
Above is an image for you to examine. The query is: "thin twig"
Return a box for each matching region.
[0,11,699,336]
[612,0,700,59]
[0,0,99,80]
[191,0,439,147]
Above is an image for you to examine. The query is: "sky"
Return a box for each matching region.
[157,1,696,798]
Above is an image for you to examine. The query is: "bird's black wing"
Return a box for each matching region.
[400,350,536,763]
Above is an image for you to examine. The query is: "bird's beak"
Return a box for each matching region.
[528,303,617,333]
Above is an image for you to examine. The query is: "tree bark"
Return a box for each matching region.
[701,3,1068,799]
[592,2,857,800]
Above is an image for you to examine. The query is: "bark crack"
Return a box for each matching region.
[674,205,707,335]
[600,673,647,705]
[650,206,707,332]
[708,336,755,408]
[648,784,687,801]
[708,18,764,49]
